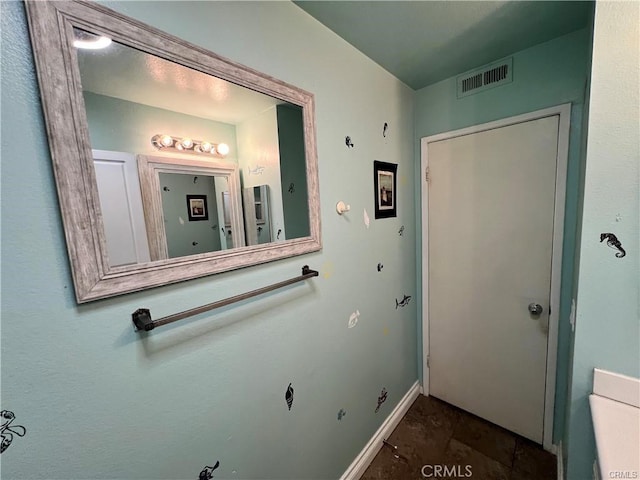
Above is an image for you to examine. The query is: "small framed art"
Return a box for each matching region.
[186,194,209,221]
[373,160,397,219]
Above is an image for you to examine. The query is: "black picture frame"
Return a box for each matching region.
[373,160,397,219]
[186,194,209,221]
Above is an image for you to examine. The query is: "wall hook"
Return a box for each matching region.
[336,201,351,215]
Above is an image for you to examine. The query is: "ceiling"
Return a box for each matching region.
[294,1,592,90]
[76,34,282,125]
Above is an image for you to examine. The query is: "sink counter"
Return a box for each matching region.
[590,369,640,480]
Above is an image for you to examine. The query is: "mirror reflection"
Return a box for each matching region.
[159,173,229,258]
[243,185,273,246]
[75,28,310,267]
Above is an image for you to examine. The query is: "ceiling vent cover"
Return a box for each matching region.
[457,57,513,98]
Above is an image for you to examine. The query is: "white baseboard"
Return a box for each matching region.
[557,441,564,480]
[340,381,421,480]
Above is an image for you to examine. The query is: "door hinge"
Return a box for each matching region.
[426,355,430,368]
[425,167,430,183]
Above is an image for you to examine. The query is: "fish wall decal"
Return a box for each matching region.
[248,165,265,175]
[345,136,354,148]
[600,233,626,258]
[377,263,383,272]
[375,388,388,413]
[395,295,411,309]
[288,183,295,194]
[348,310,360,329]
[199,461,220,480]
[0,410,26,454]
[337,409,347,421]
[383,122,389,138]
[398,225,405,236]
[285,383,294,411]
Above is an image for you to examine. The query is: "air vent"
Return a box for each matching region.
[457,57,513,98]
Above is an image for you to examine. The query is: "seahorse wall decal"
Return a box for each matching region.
[600,233,626,258]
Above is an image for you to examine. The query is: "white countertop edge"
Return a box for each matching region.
[589,394,640,480]
[594,368,640,408]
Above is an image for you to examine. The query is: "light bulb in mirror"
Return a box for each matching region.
[73,34,112,50]
[217,143,230,156]
[200,141,212,153]
[181,138,193,149]
[160,135,173,147]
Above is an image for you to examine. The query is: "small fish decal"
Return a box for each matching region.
[248,165,265,175]
[363,209,370,229]
[395,294,411,309]
[257,226,263,233]
[337,409,346,421]
[193,176,198,184]
[600,233,626,258]
[0,411,26,454]
[375,388,388,413]
[277,229,282,240]
[163,186,170,191]
[383,122,389,138]
[377,263,383,272]
[398,225,405,236]
[348,310,360,329]
[288,183,295,194]
[199,461,220,480]
[345,136,354,148]
[192,241,198,246]
[285,383,294,411]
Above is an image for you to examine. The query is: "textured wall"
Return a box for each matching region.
[565,2,640,479]
[0,1,416,478]
[414,27,592,444]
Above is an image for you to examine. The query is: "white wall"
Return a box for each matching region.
[236,106,286,241]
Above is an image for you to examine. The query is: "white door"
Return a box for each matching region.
[93,149,150,267]
[425,112,565,444]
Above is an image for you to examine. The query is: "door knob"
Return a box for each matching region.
[528,303,543,315]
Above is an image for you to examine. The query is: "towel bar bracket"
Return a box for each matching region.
[132,308,155,331]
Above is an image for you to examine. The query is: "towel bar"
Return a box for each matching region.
[132,266,318,332]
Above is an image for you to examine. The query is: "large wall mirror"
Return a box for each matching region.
[25,1,321,302]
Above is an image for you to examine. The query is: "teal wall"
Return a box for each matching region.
[277,104,310,239]
[414,27,593,444]
[83,91,238,161]
[0,1,416,479]
[565,3,640,479]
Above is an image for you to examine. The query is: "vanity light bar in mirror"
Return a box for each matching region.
[151,134,230,157]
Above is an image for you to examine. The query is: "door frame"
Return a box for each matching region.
[420,104,571,451]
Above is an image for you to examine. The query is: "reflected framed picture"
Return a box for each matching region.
[373,160,397,219]
[186,194,208,221]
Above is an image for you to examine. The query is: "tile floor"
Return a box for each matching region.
[361,395,557,480]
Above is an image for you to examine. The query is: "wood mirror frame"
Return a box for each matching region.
[25,0,321,302]
[137,155,245,261]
